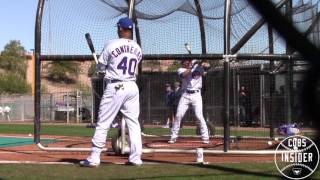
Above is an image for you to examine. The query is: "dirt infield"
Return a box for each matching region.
[0,134,275,165]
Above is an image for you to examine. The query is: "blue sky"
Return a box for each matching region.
[0,0,38,52]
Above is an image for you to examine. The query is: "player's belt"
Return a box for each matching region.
[186,90,200,94]
[110,79,123,83]
[109,79,133,83]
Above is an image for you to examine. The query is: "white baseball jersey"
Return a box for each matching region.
[87,38,143,165]
[177,65,204,91]
[170,64,209,142]
[98,38,142,81]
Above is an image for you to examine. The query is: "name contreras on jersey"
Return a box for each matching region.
[111,45,142,60]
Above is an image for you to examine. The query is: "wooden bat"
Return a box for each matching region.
[85,33,99,64]
[184,43,192,54]
[184,43,210,70]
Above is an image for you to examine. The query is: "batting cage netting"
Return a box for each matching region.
[34,0,319,154]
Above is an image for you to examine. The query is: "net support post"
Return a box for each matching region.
[128,0,135,19]
[223,55,231,152]
[34,0,46,144]
[223,0,232,152]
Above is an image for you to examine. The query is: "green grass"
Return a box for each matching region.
[0,123,117,137]
[0,123,315,139]
[0,123,269,138]
[0,163,319,180]
[2,162,318,180]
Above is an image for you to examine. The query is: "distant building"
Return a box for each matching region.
[25,52,34,94]
[142,60,175,72]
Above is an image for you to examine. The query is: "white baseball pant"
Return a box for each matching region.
[171,91,209,140]
[88,81,142,165]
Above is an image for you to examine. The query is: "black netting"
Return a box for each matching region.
[40,0,320,56]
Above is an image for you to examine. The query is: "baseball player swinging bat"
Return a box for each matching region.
[184,43,215,137]
[85,33,99,64]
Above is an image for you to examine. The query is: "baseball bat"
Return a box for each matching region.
[85,33,99,64]
[184,42,211,71]
[185,43,202,67]
[184,43,192,54]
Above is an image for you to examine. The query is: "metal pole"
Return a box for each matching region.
[50,93,53,122]
[223,0,232,152]
[148,79,151,122]
[66,92,69,124]
[34,0,45,144]
[21,97,25,121]
[130,0,141,46]
[268,23,275,138]
[232,63,237,127]
[194,0,207,54]
[76,90,79,123]
[40,53,303,61]
[260,69,265,127]
[127,0,142,74]
[223,56,230,152]
[128,0,135,18]
[285,0,293,124]
[236,74,240,127]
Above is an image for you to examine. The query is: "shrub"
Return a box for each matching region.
[0,73,31,94]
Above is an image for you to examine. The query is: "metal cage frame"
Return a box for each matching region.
[34,0,318,154]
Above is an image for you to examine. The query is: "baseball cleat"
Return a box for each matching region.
[79,160,100,168]
[168,138,176,144]
[141,132,147,136]
[162,125,170,128]
[202,139,210,144]
[125,161,142,166]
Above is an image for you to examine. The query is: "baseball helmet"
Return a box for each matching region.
[117,17,133,29]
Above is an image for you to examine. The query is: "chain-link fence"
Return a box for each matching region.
[0,95,33,122]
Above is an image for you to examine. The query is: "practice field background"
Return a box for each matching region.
[0,0,319,179]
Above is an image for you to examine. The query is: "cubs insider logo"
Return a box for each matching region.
[274,135,319,179]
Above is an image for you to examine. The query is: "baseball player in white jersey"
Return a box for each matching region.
[80,17,143,167]
[168,59,210,144]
